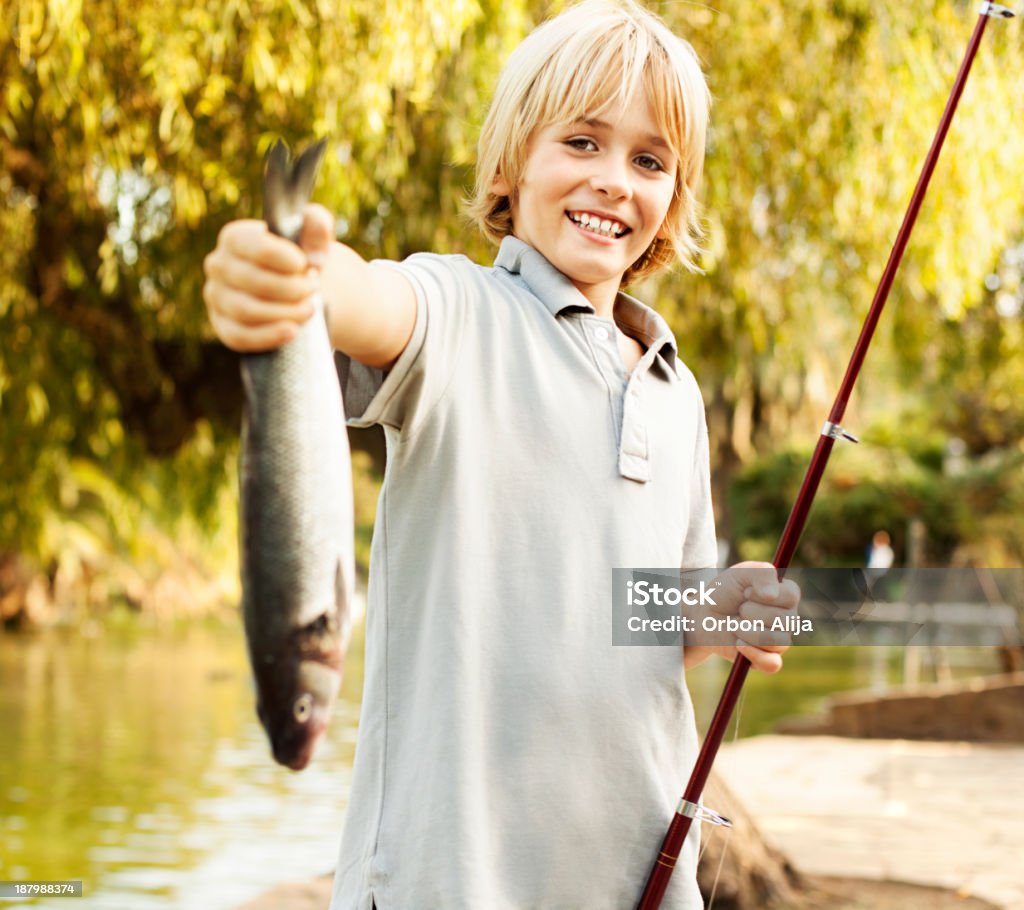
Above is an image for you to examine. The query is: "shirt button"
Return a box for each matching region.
[594,326,611,342]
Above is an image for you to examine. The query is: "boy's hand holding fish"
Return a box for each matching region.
[203,210,324,353]
[204,205,415,368]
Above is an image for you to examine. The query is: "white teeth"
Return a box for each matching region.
[569,211,626,238]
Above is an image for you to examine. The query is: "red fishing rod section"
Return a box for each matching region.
[637,4,1015,908]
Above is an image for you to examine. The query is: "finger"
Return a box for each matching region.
[778,578,801,609]
[299,204,335,270]
[209,310,299,353]
[219,219,309,274]
[736,584,800,624]
[736,639,784,674]
[726,562,780,596]
[738,598,798,626]
[733,622,786,651]
[744,578,800,607]
[708,562,779,615]
[208,284,316,327]
[210,254,319,304]
[735,580,801,639]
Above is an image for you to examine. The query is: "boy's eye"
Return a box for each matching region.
[635,154,665,172]
[565,137,597,151]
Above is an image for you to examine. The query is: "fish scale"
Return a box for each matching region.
[238,139,354,771]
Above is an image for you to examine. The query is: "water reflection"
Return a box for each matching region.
[687,644,1000,737]
[0,623,363,909]
[0,623,999,909]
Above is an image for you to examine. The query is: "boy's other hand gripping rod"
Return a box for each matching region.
[636,4,1015,908]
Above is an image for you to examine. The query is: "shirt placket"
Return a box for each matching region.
[583,318,653,483]
[619,369,650,482]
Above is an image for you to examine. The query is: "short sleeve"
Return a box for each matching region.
[680,379,719,570]
[335,253,470,436]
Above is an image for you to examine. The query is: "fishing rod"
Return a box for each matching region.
[637,3,1016,907]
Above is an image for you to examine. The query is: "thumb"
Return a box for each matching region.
[298,203,334,270]
[712,561,780,612]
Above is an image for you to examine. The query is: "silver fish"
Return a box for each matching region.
[239,139,353,770]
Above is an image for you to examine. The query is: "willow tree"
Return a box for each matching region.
[650,0,1024,512]
[1,0,1021,579]
[0,0,527,569]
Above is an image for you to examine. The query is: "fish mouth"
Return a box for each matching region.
[278,737,318,771]
[272,721,326,771]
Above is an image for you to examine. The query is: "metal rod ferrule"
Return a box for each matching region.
[821,421,860,443]
[677,799,734,828]
[980,2,1015,18]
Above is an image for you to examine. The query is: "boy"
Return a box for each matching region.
[204,1,799,907]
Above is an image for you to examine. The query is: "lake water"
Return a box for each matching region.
[0,619,1001,908]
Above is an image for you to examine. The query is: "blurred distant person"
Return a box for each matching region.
[867,530,895,570]
[863,529,896,602]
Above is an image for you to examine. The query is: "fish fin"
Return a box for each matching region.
[290,140,327,206]
[262,139,328,242]
[262,140,292,236]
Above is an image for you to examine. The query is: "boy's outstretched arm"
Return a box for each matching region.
[203,204,416,369]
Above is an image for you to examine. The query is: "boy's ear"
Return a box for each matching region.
[491,172,512,196]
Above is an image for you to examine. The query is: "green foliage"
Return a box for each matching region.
[0,0,530,591]
[730,420,1024,568]
[646,0,1024,475]
[927,244,1024,451]
[1,0,1022,617]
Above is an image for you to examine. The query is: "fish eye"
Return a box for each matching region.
[305,612,331,635]
[293,693,314,723]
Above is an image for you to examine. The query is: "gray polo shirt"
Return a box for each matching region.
[330,236,717,910]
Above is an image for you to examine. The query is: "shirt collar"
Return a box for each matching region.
[493,235,682,380]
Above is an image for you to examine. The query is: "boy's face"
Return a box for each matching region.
[496,94,677,311]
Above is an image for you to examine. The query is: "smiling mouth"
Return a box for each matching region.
[566,211,631,239]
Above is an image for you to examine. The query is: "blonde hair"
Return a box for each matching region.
[466,0,710,284]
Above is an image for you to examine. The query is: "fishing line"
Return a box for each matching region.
[704,685,743,910]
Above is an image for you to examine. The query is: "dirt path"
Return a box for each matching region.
[717,736,1024,910]
[235,734,1022,910]
[234,871,1001,910]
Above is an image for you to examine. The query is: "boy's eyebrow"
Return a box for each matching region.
[577,117,672,151]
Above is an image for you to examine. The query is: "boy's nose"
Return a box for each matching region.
[588,158,632,200]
